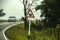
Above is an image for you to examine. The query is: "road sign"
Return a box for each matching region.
[26,9,35,18]
[26,9,35,39]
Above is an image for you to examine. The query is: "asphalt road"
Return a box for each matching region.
[0,22,22,40]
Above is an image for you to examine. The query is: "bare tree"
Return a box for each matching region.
[23,0,28,29]
[20,0,39,29]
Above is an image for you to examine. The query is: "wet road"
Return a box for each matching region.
[0,22,22,40]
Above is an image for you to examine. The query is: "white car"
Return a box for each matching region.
[8,16,16,22]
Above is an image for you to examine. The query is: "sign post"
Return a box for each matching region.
[28,19,31,39]
[26,9,35,39]
[28,19,30,36]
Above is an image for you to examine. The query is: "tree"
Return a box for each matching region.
[35,0,60,38]
[0,9,5,17]
[35,0,60,28]
[21,0,38,29]
[21,16,25,21]
[22,0,28,29]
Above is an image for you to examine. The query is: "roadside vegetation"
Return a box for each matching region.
[3,0,60,40]
[5,20,59,40]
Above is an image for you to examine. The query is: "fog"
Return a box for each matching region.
[0,0,43,20]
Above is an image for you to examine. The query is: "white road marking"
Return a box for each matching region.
[0,22,24,40]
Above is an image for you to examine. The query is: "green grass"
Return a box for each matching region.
[5,23,28,40]
[5,23,57,40]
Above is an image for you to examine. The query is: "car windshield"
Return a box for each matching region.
[9,16,16,18]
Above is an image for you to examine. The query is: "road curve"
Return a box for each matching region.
[0,22,24,40]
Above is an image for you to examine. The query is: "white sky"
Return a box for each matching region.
[0,0,43,20]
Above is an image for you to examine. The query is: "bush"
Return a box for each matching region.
[31,20,42,31]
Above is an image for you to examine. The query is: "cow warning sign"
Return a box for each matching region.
[26,9,35,18]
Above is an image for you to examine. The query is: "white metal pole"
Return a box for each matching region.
[28,20,31,36]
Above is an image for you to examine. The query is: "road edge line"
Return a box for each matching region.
[3,22,21,40]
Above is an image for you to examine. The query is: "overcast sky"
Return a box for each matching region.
[0,0,43,20]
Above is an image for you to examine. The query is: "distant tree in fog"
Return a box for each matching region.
[0,9,6,17]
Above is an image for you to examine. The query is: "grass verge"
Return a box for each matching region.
[5,23,56,40]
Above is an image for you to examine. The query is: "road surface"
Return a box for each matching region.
[0,22,23,40]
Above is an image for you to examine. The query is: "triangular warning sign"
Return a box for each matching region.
[26,9,35,18]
